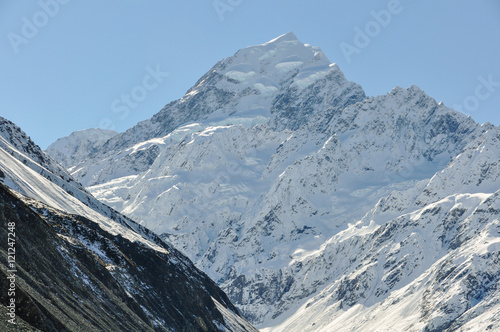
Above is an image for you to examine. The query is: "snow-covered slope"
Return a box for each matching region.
[0,116,257,331]
[262,126,500,332]
[1,117,88,195]
[47,33,499,330]
[0,116,165,251]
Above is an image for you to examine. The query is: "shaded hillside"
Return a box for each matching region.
[0,183,256,331]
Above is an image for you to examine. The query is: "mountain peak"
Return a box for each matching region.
[46,128,118,169]
[220,32,332,90]
[265,31,299,44]
[227,32,330,71]
[48,33,352,158]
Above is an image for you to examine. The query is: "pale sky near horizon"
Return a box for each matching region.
[1,0,499,149]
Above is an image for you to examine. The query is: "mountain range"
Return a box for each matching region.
[2,32,499,331]
[0,118,256,331]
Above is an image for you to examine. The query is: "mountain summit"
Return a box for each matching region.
[267,31,299,43]
[47,34,499,331]
[59,32,363,166]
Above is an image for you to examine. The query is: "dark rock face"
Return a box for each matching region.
[270,66,366,132]
[0,183,256,332]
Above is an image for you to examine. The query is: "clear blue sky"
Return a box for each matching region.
[2,0,499,149]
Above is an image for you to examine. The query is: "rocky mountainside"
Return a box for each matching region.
[0,117,257,331]
[0,184,255,332]
[47,33,500,330]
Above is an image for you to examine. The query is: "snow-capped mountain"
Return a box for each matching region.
[46,128,118,170]
[0,116,257,331]
[47,32,500,330]
[49,32,365,188]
